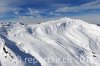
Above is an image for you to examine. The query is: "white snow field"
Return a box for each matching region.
[0,17,100,66]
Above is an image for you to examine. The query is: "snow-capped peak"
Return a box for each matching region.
[0,17,100,66]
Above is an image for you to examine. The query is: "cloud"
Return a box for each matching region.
[28,8,42,17]
[0,0,20,14]
[0,0,96,14]
[0,0,100,24]
[55,0,100,13]
[55,7,79,13]
[81,0,100,6]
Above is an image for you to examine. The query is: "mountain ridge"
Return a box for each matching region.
[0,17,100,66]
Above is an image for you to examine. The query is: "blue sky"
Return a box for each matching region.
[0,0,100,24]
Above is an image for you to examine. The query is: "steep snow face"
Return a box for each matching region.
[0,17,100,66]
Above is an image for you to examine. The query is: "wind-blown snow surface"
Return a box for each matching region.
[0,17,100,66]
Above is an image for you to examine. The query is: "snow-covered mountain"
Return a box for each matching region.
[0,17,100,66]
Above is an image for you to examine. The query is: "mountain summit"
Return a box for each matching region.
[0,17,100,66]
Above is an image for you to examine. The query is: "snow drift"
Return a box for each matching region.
[0,17,100,66]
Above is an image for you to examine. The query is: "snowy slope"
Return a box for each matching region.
[0,17,100,66]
